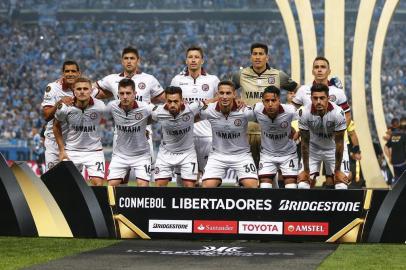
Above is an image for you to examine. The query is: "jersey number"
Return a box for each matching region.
[289,159,295,168]
[244,164,257,173]
[96,161,105,172]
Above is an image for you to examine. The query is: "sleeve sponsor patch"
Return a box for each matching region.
[45,86,51,92]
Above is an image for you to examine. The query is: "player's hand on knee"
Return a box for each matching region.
[59,151,69,161]
[334,170,349,185]
[298,170,310,183]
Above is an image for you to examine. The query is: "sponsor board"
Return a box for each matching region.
[239,221,282,235]
[148,220,192,233]
[194,220,237,234]
[284,222,329,236]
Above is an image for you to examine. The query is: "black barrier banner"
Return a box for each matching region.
[114,187,366,241]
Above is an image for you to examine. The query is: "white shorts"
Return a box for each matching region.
[44,138,59,171]
[66,150,105,179]
[324,144,351,176]
[194,136,212,173]
[154,147,198,181]
[258,151,299,178]
[202,151,258,181]
[108,152,151,181]
[305,145,350,176]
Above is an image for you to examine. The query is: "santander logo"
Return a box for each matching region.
[193,220,237,234]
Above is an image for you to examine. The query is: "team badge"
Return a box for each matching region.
[135,113,143,120]
[154,167,160,174]
[234,119,242,126]
[202,84,209,91]
[182,114,191,122]
[90,112,97,119]
[268,76,276,84]
[57,103,63,110]
[45,86,51,92]
[326,121,334,128]
[280,121,289,128]
[138,82,146,90]
[329,95,337,102]
[258,163,263,170]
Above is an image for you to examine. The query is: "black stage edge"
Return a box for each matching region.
[0,154,37,236]
[41,161,109,238]
[368,172,406,243]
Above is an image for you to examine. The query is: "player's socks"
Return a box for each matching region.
[284,183,297,189]
[260,183,272,188]
[297,182,310,189]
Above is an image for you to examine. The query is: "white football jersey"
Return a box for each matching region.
[200,102,256,155]
[41,79,74,140]
[171,69,220,137]
[253,103,297,156]
[298,102,347,150]
[293,83,350,112]
[151,102,204,153]
[55,98,106,151]
[96,71,163,103]
[106,100,153,158]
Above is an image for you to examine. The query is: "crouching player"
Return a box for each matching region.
[151,86,206,187]
[253,86,298,188]
[53,77,106,186]
[105,78,153,186]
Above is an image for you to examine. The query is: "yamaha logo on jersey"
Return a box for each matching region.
[280,121,289,128]
[182,114,191,122]
[202,84,209,91]
[135,112,143,120]
[329,95,337,102]
[90,112,97,120]
[138,82,146,90]
[268,76,276,84]
[234,119,242,126]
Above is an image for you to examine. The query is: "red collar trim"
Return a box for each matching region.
[119,101,138,110]
[215,100,238,112]
[311,102,334,114]
[184,67,207,76]
[312,80,332,86]
[73,97,94,108]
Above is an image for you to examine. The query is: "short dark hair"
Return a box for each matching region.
[73,77,91,87]
[165,86,183,98]
[62,60,80,72]
[218,80,235,91]
[186,46,204,58]
[250,43,268,54]
[310,83,329,96]
[313,56,330,68]
[263,86,280,97]
[122,47,139,58]
[118,78,135,91]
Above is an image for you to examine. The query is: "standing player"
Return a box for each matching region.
[298,84,348,189]
[53,77,106,186]
[170,46,220,177]
[200,81,258,188]
[253,86,298,188]
[95,47,164,103]
[41,61,80,171]
[232,43,298,166]
[151,86,206,187]
[292,56,354,184]
[105,79,153,187]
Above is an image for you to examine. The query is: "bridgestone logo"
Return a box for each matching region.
[278,200,361,212]
[153,224,188,229]
[149,220,192,233]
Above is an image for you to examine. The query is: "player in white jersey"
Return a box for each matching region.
[105,78,153,187]
[170,46,220,175]
[292,56,357,185]
[298,84,348,189]
[252,86,298,189]
[200,81,258,188]
[41,61,80,171]
[151,86,206,187]
[53,77,106,186]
